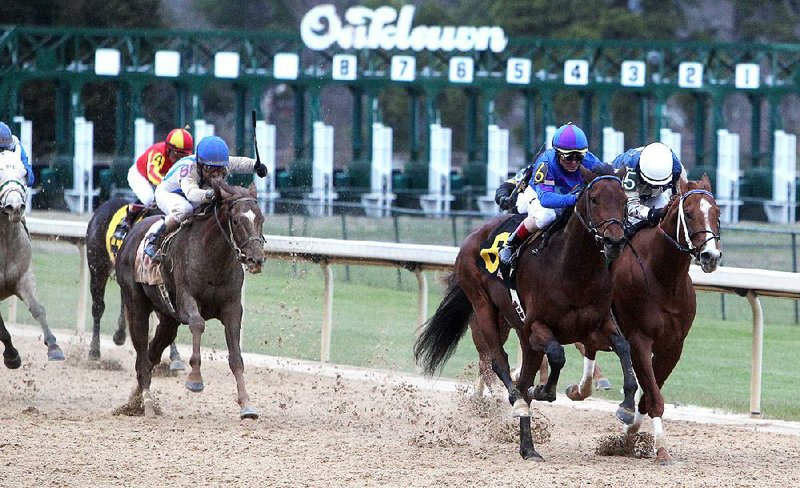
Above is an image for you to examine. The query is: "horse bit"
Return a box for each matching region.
[213,196,265,264]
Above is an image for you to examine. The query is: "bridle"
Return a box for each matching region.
[213,196,265,264]
[573,175,626,245]
[658,189,720,258]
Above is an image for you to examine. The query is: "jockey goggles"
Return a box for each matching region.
[556,149,587,162]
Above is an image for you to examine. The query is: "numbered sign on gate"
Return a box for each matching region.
[678,62,703,88]
[273,53,299,80]
[564,60,589,86]
[390,55,416,82]
[735,63,760,89]
[620,61,646,87]
[332,54,357,81]
[506,58,531,84]
[449,57,474,83]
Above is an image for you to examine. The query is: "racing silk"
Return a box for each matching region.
[0,135,34,187]
[135,141,179,185]
[611,146,688,222]
[160,155,257,206]
[526,148,603,209]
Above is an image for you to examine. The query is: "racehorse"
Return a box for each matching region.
[0,154,65,365]
[415,164,631,460]
[115,180,265,419]
[611,175,721,464]
[85,196,184,370]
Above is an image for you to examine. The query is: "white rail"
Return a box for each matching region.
[25,217,800,418]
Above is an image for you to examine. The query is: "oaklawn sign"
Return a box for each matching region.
[300,4,509,53]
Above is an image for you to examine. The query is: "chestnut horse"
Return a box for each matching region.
[115,181,265,419]
[612,175,721,464]
[415,164,630,460]
[85,197,183,369]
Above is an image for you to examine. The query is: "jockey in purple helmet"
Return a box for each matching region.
[0,121,35,187]
[496,123,603,266]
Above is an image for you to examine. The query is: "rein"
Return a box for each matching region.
[573,175,626,246]
[213,196,265,264]
[658,189,720,258]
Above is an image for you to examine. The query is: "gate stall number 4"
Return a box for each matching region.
[564,60,589,86]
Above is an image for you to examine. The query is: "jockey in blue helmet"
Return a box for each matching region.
[144,135,267,261]
[0,121,35,187]
[496,123,603,267]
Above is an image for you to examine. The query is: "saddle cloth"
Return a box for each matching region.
[134,221,164,286]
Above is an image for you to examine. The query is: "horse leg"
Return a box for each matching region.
[565,353,596,401]
[470,302,520,410]
[647,342,685,465]
[88,258,110,360]
[220,302,258,420]
[179,297,205,393]
[610,332,637,425]
[0,312,21,369]
[147,313,179,368]
[528,325,565,403]
[514,344,544,461]
[113,298,127,346]
[623,334,658,438]
[168,342,185,371]
[15,271,64,361]
[126,292,156,418]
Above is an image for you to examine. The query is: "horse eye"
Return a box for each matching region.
[684,213,694,221]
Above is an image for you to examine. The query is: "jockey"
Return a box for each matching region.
[0,121,35,187]
[143,135,268,261]
[496,123,603,266]
[113,128,194,240]
[610,141,687,227]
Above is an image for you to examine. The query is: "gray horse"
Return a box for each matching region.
[0,154,65,366]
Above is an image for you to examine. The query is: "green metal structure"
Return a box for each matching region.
[1,25,799,191]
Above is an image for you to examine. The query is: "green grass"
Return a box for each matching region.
[10,234,800,421]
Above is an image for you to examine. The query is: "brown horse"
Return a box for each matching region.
[611,175,721,464]
[115,181,265,419]
[415,164,630,460]
[85,197,183,369]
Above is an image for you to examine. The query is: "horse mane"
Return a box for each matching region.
[590,162,617,177]
[190,180,256,219]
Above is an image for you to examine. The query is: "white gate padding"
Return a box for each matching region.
[64,117,98,214]
[12,116,34,213]
[306,121,337,217]
[765,130,797,224]
[420,123,454,217]
[659,128,682,161]
[193,119,215,141]
[361,122,395,217]
[134,118,154,158]
[253,121,279,215]
[716,129,742,224]
[602,127,624,163]
[477,124,509,215]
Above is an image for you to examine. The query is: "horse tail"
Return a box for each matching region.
[414,273,473,376]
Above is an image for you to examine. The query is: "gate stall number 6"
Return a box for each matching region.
[449,57,474,84]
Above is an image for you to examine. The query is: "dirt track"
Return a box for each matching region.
[1,326,799,488]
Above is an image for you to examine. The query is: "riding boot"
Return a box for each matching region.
[112,204,141,241]
[499,223,535,266]
[143,221,167,261]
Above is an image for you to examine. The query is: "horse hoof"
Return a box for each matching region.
[169,360,185,372]
[615,406,636,425]
[655,447,673,465]
[520,448,544,461]
[511,398,530,418]
[88,349,101,361]
[143,400,156,418]
[240,406,259,420]
[4,353,21,369]
[47,345,65,361]
[529,385,556,403]
[595,378,613,390]
[112,330,126,346]
[185,380,204,393]
[565,384,585,401]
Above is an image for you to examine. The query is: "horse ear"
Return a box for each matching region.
[615,164,628,182]
[580,165,594,184]
[700,173,712,191]
[247,182,257,197]
[679,176,689,194]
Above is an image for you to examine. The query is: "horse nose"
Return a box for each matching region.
[246,255,264,274]
[602,236,625,259]
[699,249,722,273]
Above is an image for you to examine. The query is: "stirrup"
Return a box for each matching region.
[112,223,129,241]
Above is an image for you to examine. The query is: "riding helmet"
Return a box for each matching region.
[0,122,13,150]
[552,123,588,153]
[165,128,194,153]
[196,136,229,167]
[638,142,674,186]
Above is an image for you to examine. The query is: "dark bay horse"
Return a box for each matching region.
[115,181,265,419]
[611,175,721,464]
[85,197,184,369]
[0,158,64,364]
[415,165,631,460]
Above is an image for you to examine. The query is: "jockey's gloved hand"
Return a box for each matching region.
[498,196,512,211]
[203,189,215,202]
[254,161,268,178]
[646,207,664,225]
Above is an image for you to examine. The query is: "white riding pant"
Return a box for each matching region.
[154,187,193,230]
[516,186,557,231]
[127,166,156,206]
